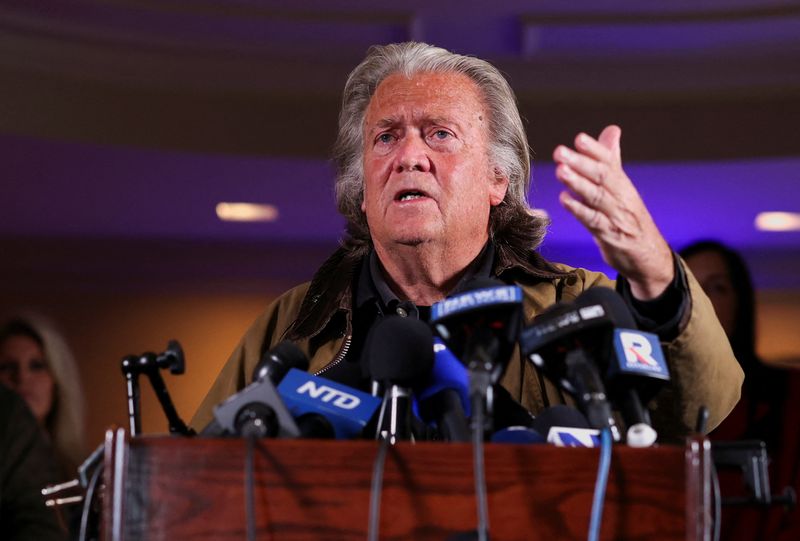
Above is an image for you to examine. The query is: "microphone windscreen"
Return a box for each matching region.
[367,316,434,385]
[531,404,592,435]
[252,340,310,383]
[572,287,637,329]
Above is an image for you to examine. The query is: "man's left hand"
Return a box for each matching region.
[553,125,673,300]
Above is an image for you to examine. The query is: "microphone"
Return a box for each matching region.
[210,341,309,438]
[276,369,382,439]
[521,287,671,445]
[252,339,310,383]
[367,316,435,444]
[431,278,523,541]
[532,405,600,448]
[490,405,599,446]
[585,289,670,447]
[519,289,617,432]
[431,278,523,432]
[415,338,471,442]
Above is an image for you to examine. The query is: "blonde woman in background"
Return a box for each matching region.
[0,313,87,478]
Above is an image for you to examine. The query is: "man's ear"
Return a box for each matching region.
[489,169,509,206]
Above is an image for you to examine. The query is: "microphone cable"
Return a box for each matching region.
[711,460,721,541]
[471,389,490,541]
[467,367,494,541]
[78,464,103,541]
[245,435,257,541]
[367,437,391,541]
[587,427,612,541]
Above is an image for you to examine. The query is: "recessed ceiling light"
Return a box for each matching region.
[216,202,279,222]
[754,212,800,232]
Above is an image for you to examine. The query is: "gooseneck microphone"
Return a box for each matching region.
[520,290,617,432]
[366,315,435,444]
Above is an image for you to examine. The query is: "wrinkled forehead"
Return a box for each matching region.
[364,71,488,129]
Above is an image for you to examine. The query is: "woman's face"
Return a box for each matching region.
[0,335,55,424]
[684,250,738,338]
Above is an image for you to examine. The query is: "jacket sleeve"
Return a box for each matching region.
[649,257,744,441]
[189,283,311,431]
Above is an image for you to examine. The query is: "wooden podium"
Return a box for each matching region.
[102,428,712,541]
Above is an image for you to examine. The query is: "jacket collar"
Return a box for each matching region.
[285,240,571,342]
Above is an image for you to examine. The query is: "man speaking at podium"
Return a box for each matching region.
[191,42,743,440]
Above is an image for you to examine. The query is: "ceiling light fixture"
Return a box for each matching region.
[216,202,279,222]
[754,211,800,232]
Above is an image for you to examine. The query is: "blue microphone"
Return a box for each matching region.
[415,338,471,442]
[277,368,382,440]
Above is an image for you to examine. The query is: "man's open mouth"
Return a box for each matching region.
[396,190,427,202]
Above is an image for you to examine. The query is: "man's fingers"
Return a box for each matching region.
[556,162,630,220]
[573,132,614,164]
[554,145,616,188]
[558,190,610,233]
[597,125,622,158]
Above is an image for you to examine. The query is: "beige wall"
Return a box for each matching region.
[1,289,275,446]
[757,290,800,367]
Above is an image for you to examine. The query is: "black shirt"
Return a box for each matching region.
[320,243,688,390]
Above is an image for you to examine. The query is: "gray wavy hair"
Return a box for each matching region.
[333,41,548,251]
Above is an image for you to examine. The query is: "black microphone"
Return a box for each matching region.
[252,339,310,383]
[367,316,435,444]
[430,277,523,432]
[206,341,309,438]
[574,288,671,446]
[519,289,617,432]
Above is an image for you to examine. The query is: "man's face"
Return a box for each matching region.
[360,71,508,252]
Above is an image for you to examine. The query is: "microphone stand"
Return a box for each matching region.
[466,335,498,541]
[119,340,194,437]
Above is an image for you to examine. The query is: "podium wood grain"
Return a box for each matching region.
[103,429,710,541]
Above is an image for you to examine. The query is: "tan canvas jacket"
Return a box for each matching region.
[191,246,743,442]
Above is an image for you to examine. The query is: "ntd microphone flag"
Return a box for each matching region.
[277,368,381,439]
[610,329,670,381]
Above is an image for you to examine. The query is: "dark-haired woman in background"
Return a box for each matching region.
[681,240,799,541]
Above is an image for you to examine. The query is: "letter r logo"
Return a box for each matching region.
[619,331,659,367]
